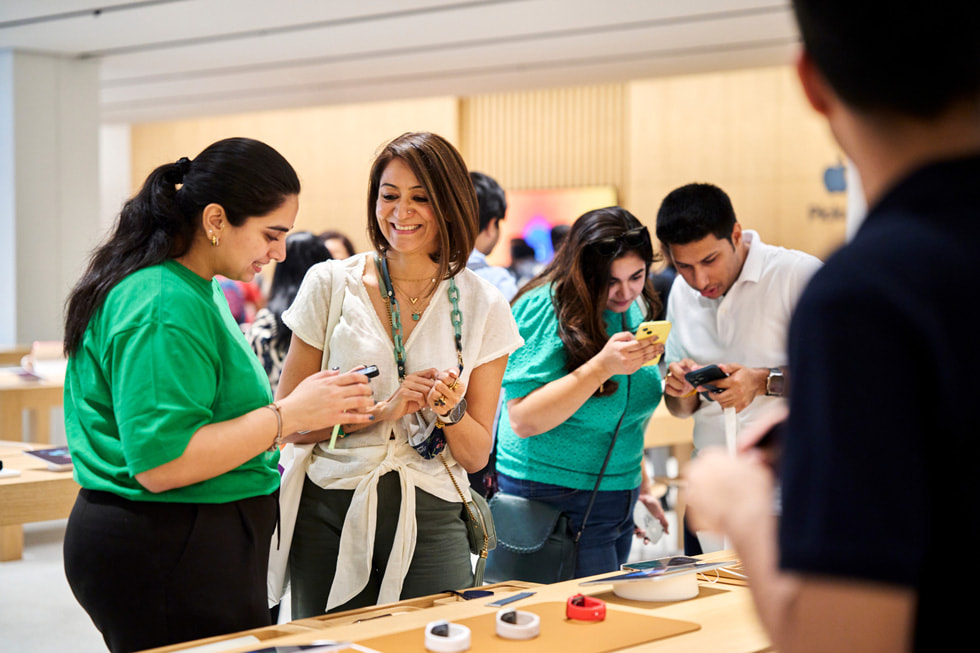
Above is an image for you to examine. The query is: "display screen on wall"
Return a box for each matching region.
[486,185,619,267]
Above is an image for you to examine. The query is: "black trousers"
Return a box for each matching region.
[64,488,277,653]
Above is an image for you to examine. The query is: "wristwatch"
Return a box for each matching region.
[565,594,606,621]
[436,398,468,427]
[765,367,785,397]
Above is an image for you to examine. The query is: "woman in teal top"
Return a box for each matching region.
[493,207,671,578]
[61,138,374,653]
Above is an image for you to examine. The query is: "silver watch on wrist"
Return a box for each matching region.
[436,398,468,426]
[765,367,785,397]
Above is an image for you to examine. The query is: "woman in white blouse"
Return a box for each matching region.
[275,132,523,617]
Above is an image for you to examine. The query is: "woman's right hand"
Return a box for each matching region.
[377,368,438,422]
[278,368,375,435]
[593,331,663,379]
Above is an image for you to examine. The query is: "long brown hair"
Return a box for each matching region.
[366,132,477,281]
[515,207,662,396]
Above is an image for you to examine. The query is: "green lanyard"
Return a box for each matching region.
[376,255,463,381]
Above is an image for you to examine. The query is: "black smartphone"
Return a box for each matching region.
[684,364,728,393]
[360,365,380,378]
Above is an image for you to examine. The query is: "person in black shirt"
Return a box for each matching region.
[684,1,980,651]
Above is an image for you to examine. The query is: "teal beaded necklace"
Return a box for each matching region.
[376,254,463,382]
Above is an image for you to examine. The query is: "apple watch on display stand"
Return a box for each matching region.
[565,594,606,621]
[495,609,541,640]
[424,620,471,652]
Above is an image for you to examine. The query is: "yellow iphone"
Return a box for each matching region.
[635,320,671,365]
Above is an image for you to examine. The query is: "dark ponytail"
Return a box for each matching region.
[64,137,300,356]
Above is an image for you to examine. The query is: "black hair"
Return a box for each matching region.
[64,137,300,355]
[550,224,570,253]
[510,238,535,261]
[655,183,736,248]
[318,230,356,258]
[470,171,507,232]
[515,206,661,397]
[267,232,331,350]
[792,0,980,118]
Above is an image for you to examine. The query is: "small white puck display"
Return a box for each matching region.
[424,620,471,652]
[495,609,541,640]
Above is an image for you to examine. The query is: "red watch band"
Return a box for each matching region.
[565,594,606,621]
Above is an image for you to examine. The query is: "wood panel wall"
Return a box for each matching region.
[129,65,847,262]
[459,85,629,198]
[628,66,847,259]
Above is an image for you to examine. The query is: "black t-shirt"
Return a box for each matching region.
[780,153,980,649]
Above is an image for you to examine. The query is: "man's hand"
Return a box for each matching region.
[711,363,770,412]
[664,359,700,398]
[663,359,702,418]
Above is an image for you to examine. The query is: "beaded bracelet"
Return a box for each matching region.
[264,402,283,452]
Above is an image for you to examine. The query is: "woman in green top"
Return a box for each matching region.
[61,138,375,653]
[493,207,671,579]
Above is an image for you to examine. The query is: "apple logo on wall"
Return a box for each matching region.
[823,160,847,193]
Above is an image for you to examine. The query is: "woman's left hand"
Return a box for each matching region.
[427,367,466,417]
[635,487,671,542]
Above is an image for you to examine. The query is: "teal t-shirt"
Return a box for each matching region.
[64,260,279,503]
[496,284,662,491]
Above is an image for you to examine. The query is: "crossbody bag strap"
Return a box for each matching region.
[575,312,632,544]
[441,454,488,556]
[319,259,347,369]
[441,454,489,586]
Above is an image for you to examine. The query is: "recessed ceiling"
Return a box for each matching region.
[0,0,799,124]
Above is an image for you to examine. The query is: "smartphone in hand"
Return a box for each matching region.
[684,364,728,393]
[635,320,671,365]
[359,365,380,379]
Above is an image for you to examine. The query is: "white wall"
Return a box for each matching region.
[0,50,101,345]
[99,123,131,232]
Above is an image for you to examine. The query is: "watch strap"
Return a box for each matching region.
[436,397,467,426]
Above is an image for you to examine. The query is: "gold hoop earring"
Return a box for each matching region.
[210,232,219,247]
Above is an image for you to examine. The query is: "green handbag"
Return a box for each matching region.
[442,455,496,587]
[485,493,577,584]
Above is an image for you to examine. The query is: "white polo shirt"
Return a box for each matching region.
[665,230,821,451]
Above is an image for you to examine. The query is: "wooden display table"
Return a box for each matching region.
[0,346,31,367]
[140,553,769,653]
[0,443,80,561]
[643,403,693,451]
[0,369,64,444]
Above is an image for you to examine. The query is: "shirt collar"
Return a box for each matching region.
[733,229,763,286]
[467,250,488,270]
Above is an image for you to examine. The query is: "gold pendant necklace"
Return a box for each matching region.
[391,278,436,321]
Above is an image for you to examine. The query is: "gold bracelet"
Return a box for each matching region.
[264,403,283,452]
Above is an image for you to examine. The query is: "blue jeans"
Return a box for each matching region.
[496,473,638,578]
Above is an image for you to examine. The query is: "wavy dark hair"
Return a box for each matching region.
[267,232,331,350]
[366,132,477,281]
[64,137,300,356]
[514,206,661,396]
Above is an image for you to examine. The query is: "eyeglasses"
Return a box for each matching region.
[586,226,651,257]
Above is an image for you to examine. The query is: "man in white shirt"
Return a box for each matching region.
[656,182,820,554]
[466,172,518,302]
